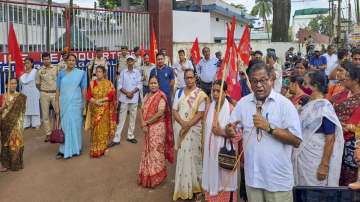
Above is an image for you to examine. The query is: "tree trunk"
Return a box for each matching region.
[271,0,291,42]
[355,0,360,24]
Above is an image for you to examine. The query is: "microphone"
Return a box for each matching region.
[256,100,263,135]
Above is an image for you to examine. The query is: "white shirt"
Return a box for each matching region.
[117,68,142,103]
[323,53,338,76]
[196,57,218,83]
[273,63,283,93]
[230,90,302,192]
[173,59,194,88]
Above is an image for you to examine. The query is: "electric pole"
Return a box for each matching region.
[337,0,342,47]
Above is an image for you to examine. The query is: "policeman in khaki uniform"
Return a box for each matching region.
[117,46,129,75]
[57,50,68,70]
[36,52,59,142]
[88,48,108,80]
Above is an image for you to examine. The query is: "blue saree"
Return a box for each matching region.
[56,68,87,158]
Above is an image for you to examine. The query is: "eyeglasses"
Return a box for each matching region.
[353,57,360,61]
[250,78,270,85]
[185,76,195,80]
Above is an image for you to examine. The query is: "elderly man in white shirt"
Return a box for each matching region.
[196,47,218,96]
[226,62,302,202]
[323,45,338,77]
[173,49,194,89]
[109,55,142,146]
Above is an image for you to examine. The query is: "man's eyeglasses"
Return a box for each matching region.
[185,76,195,80]
[250,78,270,85]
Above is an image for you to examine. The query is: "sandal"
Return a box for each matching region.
[44,135,50,142]
[56,152,64,159]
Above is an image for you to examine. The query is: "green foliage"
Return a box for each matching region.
[251,0,272,38]
[250,0,272,18]
[98,0,144,9]
[307,15,332,36]
[230,3,247,12]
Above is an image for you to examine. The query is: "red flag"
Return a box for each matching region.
[149,24,158,64]
[139,44,146,58]
[8,23,24,79]
[216,16,242,101]
[191,38,201,65]
[237,24,251,66]
[217,16,236,80]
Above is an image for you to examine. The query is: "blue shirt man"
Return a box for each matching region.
[150,53,175,104]
[309,51,327,70]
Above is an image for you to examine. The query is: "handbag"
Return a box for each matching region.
[218,138,237,170]
[50,114,65,144]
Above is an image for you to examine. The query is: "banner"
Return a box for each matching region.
[0,51,123,94]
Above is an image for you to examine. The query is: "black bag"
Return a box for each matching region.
[218,138,237,170]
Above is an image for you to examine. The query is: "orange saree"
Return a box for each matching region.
[86,79,116,158]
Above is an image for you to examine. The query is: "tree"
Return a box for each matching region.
[98,0,144,9]
[272,0,291,42]
[250,0,272,40]
[308,15,336,37]
[231,3,247,12]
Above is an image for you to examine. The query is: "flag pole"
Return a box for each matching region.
[216,48,230,114]
[7,54,12,95]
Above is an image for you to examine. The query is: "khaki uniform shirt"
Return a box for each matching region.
[57,59,67,70]
[117,55,128,73]
[88,57,108,75]
[36,66,58,91]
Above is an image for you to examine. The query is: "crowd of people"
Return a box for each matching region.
[1,43,360,202]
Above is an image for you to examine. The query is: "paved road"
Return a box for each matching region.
[0,116,177,202]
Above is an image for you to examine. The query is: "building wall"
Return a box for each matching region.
[210,12,245,41]
[173,10,212,43]
[292,13,329,40]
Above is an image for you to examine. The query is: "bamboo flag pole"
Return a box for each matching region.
[6,54,12,95]
[216,47,231,114]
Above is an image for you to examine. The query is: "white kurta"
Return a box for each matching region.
[20,69,40,116]
[202,99,238,196]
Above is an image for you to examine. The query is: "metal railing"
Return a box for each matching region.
[0,1,151,94]
[0,0,150,52]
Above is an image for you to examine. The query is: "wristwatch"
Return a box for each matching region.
[267,126,274,135]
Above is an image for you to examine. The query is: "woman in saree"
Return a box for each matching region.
[86,66,116,158]
[202,80,241,202]
[292,72,344,186]
[55,53,87,159]
[0,78,26,171]
[334,63,360,186]
[172,69,208,201]
[137,75,174,188]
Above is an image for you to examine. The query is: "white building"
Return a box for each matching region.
[173,0,256,43]
[292,8,329,40]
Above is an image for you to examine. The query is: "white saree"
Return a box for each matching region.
[172,87,207,201]
[292,99,344,186]
[202,99,238,196]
